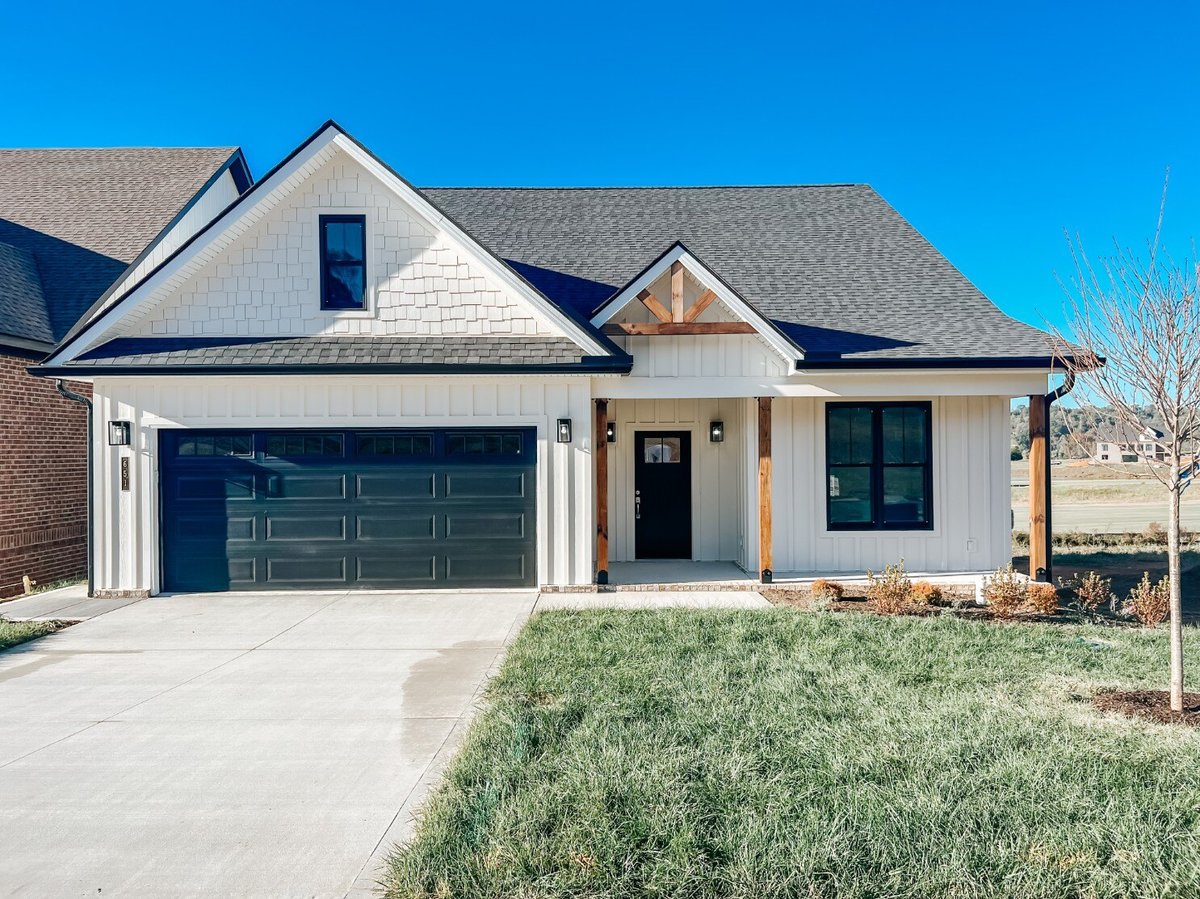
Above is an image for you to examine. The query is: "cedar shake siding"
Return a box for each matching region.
[0,352,89,597]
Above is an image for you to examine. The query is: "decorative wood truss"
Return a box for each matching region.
[602,261,756,336]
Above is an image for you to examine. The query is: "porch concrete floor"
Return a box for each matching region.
[607,561,752,586]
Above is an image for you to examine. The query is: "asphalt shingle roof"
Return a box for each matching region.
[424,185,1054,363]
[0,241,50,345]
[72,335,607,370]
[0,147,238,346]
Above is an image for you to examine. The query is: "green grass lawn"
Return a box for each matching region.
[0,617,62,651]
[386,609,1200,899]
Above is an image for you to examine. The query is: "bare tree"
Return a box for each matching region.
[1052,174,1200,712]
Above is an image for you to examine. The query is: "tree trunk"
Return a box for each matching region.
[1169,449,1184,712]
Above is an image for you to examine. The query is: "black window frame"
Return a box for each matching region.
[825,401,933,531]
[318,214,368,311]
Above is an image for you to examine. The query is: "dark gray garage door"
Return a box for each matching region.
[160,428,537,591]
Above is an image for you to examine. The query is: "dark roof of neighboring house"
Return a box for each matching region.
[423,185,1055,364]
[1096,423,1165,444]
[55,335,631,374]
[0,147,246,350]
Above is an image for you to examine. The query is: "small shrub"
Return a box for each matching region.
[809,578,844,601]
[1122,572,1170,626]
[984,564,1026,618]
[1142,521,1168,545]
[867,562,912,614]
[1025,582,1059,616]
[1062,571,1114,618]
[909,581,943,606]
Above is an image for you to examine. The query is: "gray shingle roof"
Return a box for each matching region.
[0,241,50,345]
[0,147,239,347]
[66,335,619,371]
[424,185,1054,363]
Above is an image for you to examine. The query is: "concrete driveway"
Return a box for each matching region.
[0,589,537,898]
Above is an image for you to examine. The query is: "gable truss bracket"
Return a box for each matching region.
[626,262,724,334]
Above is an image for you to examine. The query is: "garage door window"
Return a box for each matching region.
[175,434,253,457]
[446,431,524,457]
[265,433,344,458]
[356,433,434,457]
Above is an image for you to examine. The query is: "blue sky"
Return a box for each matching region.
[2,0,1196,333]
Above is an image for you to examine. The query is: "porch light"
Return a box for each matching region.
[606,421,617,443]
[709,420,725,443]
[556,419,572,444]
[107,421,132,446]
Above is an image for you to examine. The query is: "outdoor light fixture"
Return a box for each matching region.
[107,421,132,446]
[709,420,725,443]
[606,421,617,443]
[557,419,572,444]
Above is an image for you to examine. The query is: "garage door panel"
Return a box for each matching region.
[266,556,348,585]
[272,474,346,499]
[444,552,529,583]
[161,428,536,591]
[445,511,527,539]
[265,514,347,542]
[356,555,438,583]
[175,474,255,501]
[355,472,437,499]
[356,514,437,540]
[445,471,527,498]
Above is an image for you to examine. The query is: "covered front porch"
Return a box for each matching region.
[592,396,775,586]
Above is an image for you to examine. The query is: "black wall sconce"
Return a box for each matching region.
[606,421,617,443]
[709,420,725,443]
[107,420,132,446]
[556,419,572,444]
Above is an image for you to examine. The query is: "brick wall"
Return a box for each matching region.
[0,352,89,597]
[119,148,563,340]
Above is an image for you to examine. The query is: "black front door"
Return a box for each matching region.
[634,431,692,559]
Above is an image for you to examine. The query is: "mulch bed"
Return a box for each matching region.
[760,588,1074,624]
[1093,689,1200,728]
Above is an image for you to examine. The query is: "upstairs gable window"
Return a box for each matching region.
[319,214,367,310]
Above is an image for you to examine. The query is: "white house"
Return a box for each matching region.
[1093,423,1167,463]
[33,121,1065,595]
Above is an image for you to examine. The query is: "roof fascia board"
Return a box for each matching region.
[795,357,1066,371]
[55,147,253,349]
[329,133,610,357]
[0,334,55,357]
[589,242,801,364]
[46,130,341,365]
[30,359,633,378]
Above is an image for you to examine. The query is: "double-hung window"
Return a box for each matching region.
[319,214,367,310]
[826,402,932,530]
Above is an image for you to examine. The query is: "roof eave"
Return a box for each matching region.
[28,357,634,378]
[794,355,1075,371]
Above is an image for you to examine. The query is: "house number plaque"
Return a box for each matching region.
[120,457,130,491]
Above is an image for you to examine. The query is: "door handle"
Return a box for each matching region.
[635,490,641,520]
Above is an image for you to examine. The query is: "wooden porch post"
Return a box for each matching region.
[1028,393,1048,581]
[757,396,773,583]
[595,399,609,585]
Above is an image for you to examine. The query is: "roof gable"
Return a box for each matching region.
[425,185,1056,366]
[47,123,615,366]
[591,242,800,366]
[0,147,246,346]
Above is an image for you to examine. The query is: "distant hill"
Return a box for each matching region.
[1010,404,1164,459]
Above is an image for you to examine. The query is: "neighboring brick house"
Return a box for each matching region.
[0,148,251,597]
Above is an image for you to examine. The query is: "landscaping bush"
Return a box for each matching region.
[909,581,943,606]
[1025,582,1059,616]
[809,578,844,601]
[867,562,912,614]
[1143,521,1168,545]
[1061,570,1114,618]
[983,564,1026,618]
[1122,572,1170,626]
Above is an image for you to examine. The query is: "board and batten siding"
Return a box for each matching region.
[766,395,1012,574]
[91,375,595,594]
[606,398,747,563]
